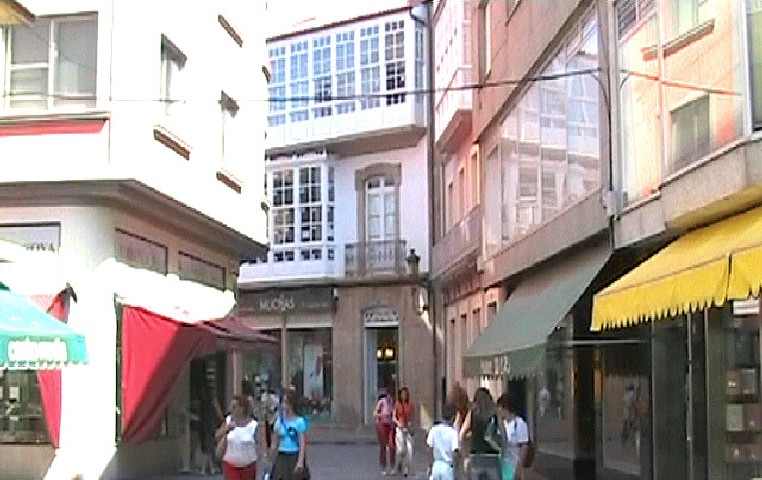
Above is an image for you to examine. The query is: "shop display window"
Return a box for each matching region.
[600,338,651,478]
[534,315,574,459]
[286,328,333,418]
[720,302,762,479]
[242,329,282,394]
[0,370,48,444]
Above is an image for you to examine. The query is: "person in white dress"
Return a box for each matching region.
[426,403,460,480]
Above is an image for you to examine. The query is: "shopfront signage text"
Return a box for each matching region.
[480,355,509,377]
[0,224,60,253]
[7,337,68,363]
[239,287,335,314]
[363,307,400,326]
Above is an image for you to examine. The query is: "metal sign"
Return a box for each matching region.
[0,223,60,252]
[362,306,400,326]
[238,287,335,314]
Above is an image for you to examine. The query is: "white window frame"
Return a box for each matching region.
[312,35,332,118]
[360,25,381,110]
[384,20,406,105]
[366,176,398,241]
[272,169,295,247]
[335,30,356,114]
[3,14,98,111]
[289,40,309,122]
[267,45,286,127]
[299,166,323,243]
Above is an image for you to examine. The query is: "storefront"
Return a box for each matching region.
[593,205,762,480]
[238,282,436,428]
[237,287,336,418]
[464,239,613,480]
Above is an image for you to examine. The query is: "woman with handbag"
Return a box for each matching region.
[214,395,261,480]
[393,387,414,477]
[270,389,310,480]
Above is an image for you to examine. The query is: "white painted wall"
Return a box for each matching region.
[0,204,238,480]
[334,138,430,271]
[0,0,268,245]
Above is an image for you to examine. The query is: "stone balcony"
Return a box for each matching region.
[345,239,408,277]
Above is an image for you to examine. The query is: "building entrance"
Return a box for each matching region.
[364,326,399,424]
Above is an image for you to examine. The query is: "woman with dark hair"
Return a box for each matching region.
[374,387,396,476]
[270,389,309,480]
[464,388,500,479]
[393,387,414,477]
[215,395,261,480]
[451,383,471,477]
[496,394,530,480]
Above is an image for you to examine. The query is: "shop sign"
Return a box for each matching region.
[480,355,509,377]
[363,307,399,326]
[115,229,168,274]
[0,223,60,253]
[8,337,68,363]
[239,287,335,314]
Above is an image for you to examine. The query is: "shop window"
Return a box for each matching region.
[286,329,333,418]
[0,371,48,443]
[601,338,652,477]
[241,329,282,396]
[534,315,574,459]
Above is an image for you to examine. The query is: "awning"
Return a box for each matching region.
[592,204,762,331]
[463,245,610,378]
[0,285,88,369]
[200,316,280,348]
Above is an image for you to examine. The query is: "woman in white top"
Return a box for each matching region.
[215,395,263,480]
[496,394,530,480]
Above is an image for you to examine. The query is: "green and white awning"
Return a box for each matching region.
[0,286,87,369]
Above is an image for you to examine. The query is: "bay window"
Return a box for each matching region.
[4,14,97,110]
[360,25,381,110]
[384,20,405,105]
[289,41,308,123]
[268,46,286,127]
[312,36,332,118]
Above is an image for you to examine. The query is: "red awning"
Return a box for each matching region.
[200,316,278,348]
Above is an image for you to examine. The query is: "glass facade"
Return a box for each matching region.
[492,8,601,250]
[617,0,748,202]
[0,371,47,444]
[241,329,282,393]
[534,315,574,459]
[286,328,333,418]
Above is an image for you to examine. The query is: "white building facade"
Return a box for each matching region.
[238,6,436,428]
[0,1,268,479]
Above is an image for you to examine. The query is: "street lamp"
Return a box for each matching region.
[405,248,428,315]
[0,0,34,26]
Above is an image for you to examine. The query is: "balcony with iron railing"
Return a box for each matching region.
[432,204,482,277]
[345,239,408,277]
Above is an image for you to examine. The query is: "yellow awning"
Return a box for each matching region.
[593,205,762,330]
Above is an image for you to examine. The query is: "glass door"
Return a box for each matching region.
[364,327,399,424]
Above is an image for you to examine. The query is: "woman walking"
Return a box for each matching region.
[215,395,261,480]
[393,387,414,477]
[496,394,530,480]
[374,388,396,476]
[465,388,500,480]
[451,383,471,478]
[270,389,310,480]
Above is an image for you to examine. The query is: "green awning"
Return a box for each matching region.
[464,245,609,379]
[0,287,88,369]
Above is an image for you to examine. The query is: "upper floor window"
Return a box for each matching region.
[289,40,309,122]
[4,15,97,110]
[273,169,295,245]
[478,0,491,81]
[616,0,655,37]
[160,34,186,116]
[268,46,286,126]
[336,30,356,114]
[313,36,332,118]
[299,166,322,242]
[384,20,405,105]
[366,175,398,241]
[670,0,711,37]
[748,0,762,130]
[360,25,381,110]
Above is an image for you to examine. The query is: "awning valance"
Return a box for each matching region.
[464,245,610,378]
[0,285,87,369]
[593,205,762,331]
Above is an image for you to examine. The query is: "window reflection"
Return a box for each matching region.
[498,9,601,243]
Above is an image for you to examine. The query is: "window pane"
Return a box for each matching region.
[750,4,762,129]
[9,68,48,100]
[55,18,98,106]
[11,20,50,64]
